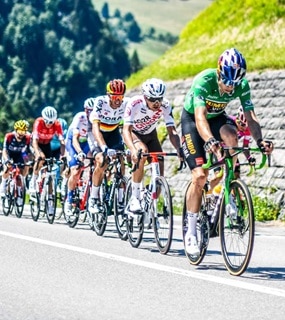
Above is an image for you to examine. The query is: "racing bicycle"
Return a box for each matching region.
[182,146,268,276]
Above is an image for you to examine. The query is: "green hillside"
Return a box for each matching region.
[127,0,285,87]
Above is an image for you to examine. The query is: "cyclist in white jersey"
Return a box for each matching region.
[64,98,96,215]
[88,79,128,214]
[123,78,183,213]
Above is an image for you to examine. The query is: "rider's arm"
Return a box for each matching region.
[244,110,262,142]
[72,131,84,154]
[92,120,107,151]
[122,123,136,154]
[166,126,182,155]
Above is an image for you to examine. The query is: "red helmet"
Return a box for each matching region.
[106,79,126,95]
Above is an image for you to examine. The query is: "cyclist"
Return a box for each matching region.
[123,78,183,213]
[29,106,65,200]
[64,98,96,215]
[51,118,68,159]
[0,120,32,204]
[181,48,274,256]
[88,79,128,214]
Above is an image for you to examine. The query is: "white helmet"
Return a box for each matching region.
[41,106,57,123]
[142,78,166,99]
[84,97,96,110]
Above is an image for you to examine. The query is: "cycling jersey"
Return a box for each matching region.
[3,132,31,155]
[124,95,175,135]
[184,69,254,119]
[66,111,93,145]
[228,115,251,145]
[32,117,64,144]
[89,95,129,132]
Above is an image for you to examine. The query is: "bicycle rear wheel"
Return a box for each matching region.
[45,176,57,224]
[125,179,144,248]
[1,180,13,216]
[14,176,26,218]
[219,179,254,276]
[182,181,210,265]
[114,176,128,240]
[152,176,173,254]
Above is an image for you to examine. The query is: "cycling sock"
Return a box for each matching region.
[187,212,198,236]
[131,182,141,199]
[91,185,100,198]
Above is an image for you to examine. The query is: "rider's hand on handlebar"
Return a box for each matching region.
[247,155,256,166]
[106,148,116,157]
[204,137,222,158]
[257,139,274,155]
[4,159,13,167]
[77,151,86,162]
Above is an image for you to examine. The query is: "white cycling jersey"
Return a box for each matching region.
[89,95,129,132]
[66,111,95,150]
[124,95,175,135]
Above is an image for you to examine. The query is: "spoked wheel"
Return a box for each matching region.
[14,176,26,218]
[1,181,13,216]
[219,179,254,276]
[45,177,57,224]
[30,192,41,222]
[55,177,64,220]
[152,176,173,254]
[114,176,128,240]
[183,181,210,265]
[91,184,108,236]
[125,180,144,248]
[64,188,80,228]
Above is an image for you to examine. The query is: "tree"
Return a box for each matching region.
[130,50,142,73]
[101,2,110,20]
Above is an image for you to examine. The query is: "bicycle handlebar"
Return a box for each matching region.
[202,146,268,172]
[131,149,186,172]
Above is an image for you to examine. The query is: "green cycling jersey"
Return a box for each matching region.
[183,68,254,119]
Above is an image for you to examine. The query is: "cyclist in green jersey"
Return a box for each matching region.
[181,48,274,256]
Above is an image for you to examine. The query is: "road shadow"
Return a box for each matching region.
[243,267,285,280]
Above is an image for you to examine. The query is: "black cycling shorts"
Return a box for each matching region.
[181,109,234,170]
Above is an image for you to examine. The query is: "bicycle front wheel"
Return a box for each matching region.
[114,176,128,241]
[125,179,144,248]
[219,179,255,276]
[1,180,13,216]
[152,176,173,254]
[14,176,26,218]
[45,176,57,224]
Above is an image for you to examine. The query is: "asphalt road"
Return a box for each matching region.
[0,207,284,320]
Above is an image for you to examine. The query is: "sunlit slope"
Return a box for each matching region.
[127,0,285,87]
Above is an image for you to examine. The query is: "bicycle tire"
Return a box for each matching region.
[64,187,80,228]
[182,181,210,265]
[114,176,128,241]
[45,176,57,224]
[30,192,41,221]
[1,180,13,216]
[55,177,64,220]
[219,179,255,276]
[92,181,108,236]
[125,179,144,248]
[14,175,26,218]
[152,176,173,254]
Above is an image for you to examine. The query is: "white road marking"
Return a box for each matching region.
[1,230,285,298]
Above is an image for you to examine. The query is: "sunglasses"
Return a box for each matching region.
[220,76,241,87]
[44,119,55,125]
[109,94,124,101]
[147,96,163,103]
[16,130,26,135]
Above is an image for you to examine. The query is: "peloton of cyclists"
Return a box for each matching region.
[0,120,32,204]
[181,48,274,256]
[88,79,129,215]
[122,78,183,214]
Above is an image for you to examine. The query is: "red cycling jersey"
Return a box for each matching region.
[32,117,64,144]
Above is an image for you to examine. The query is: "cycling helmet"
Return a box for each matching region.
[41,106,57,123]
[84,97,96,110]
[217,48,246,86]
[142,78,166,98]
[106,79,126,95]
[237,106,247,125]
[14,120,28,131]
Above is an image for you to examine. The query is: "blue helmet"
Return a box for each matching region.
[218,48,246,86]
